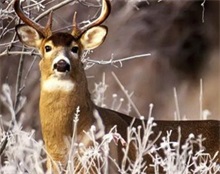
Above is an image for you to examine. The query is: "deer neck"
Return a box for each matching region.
[39,71,94,162]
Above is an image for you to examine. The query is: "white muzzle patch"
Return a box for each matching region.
[52,55,71,74]
[53,55,70,66]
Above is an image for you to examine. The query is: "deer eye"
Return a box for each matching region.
[45,45,52,52]
[71,46,78,53]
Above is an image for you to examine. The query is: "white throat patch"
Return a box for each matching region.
[42,78,75,92]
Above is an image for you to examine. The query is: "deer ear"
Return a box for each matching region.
[80,26,107,50]
[15,24,43,48]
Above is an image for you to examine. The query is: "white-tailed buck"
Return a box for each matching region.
[14,0,219,173]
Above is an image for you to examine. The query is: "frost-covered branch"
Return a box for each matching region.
[85,53,151,69]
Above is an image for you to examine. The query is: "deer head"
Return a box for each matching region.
[14,0,110,84]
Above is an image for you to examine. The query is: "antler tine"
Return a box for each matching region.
[74,0,111,37]
[14,0,52,37]
[45,11,53,36]
[72,12,80,37]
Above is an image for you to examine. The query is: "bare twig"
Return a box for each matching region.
[0,50,40,57]
[0,40,18,47]
[14,47,25,112]
[85,53,151,68]
[201,0,206,23]
[0,136,8,156]
[24,56,38,81]
[0,17,16,39]
[199,79,203,120]
[173,87,181,121]
[34,0,77,22]
[78,0,101,8]
[7,33,17,51]
[22,0,46,10]
[1,84,16,123]
[112,72,141,117]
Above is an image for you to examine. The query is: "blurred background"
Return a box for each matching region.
[0,0,219,139]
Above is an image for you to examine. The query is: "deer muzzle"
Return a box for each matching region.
[53,60,70,72]
[52,56,71,73]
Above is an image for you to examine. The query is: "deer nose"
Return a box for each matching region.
[53,59,70,72]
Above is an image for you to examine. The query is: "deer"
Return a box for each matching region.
[14,0,220,173]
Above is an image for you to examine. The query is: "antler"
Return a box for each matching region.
[72,0,111,38]
[14,0,53,37]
